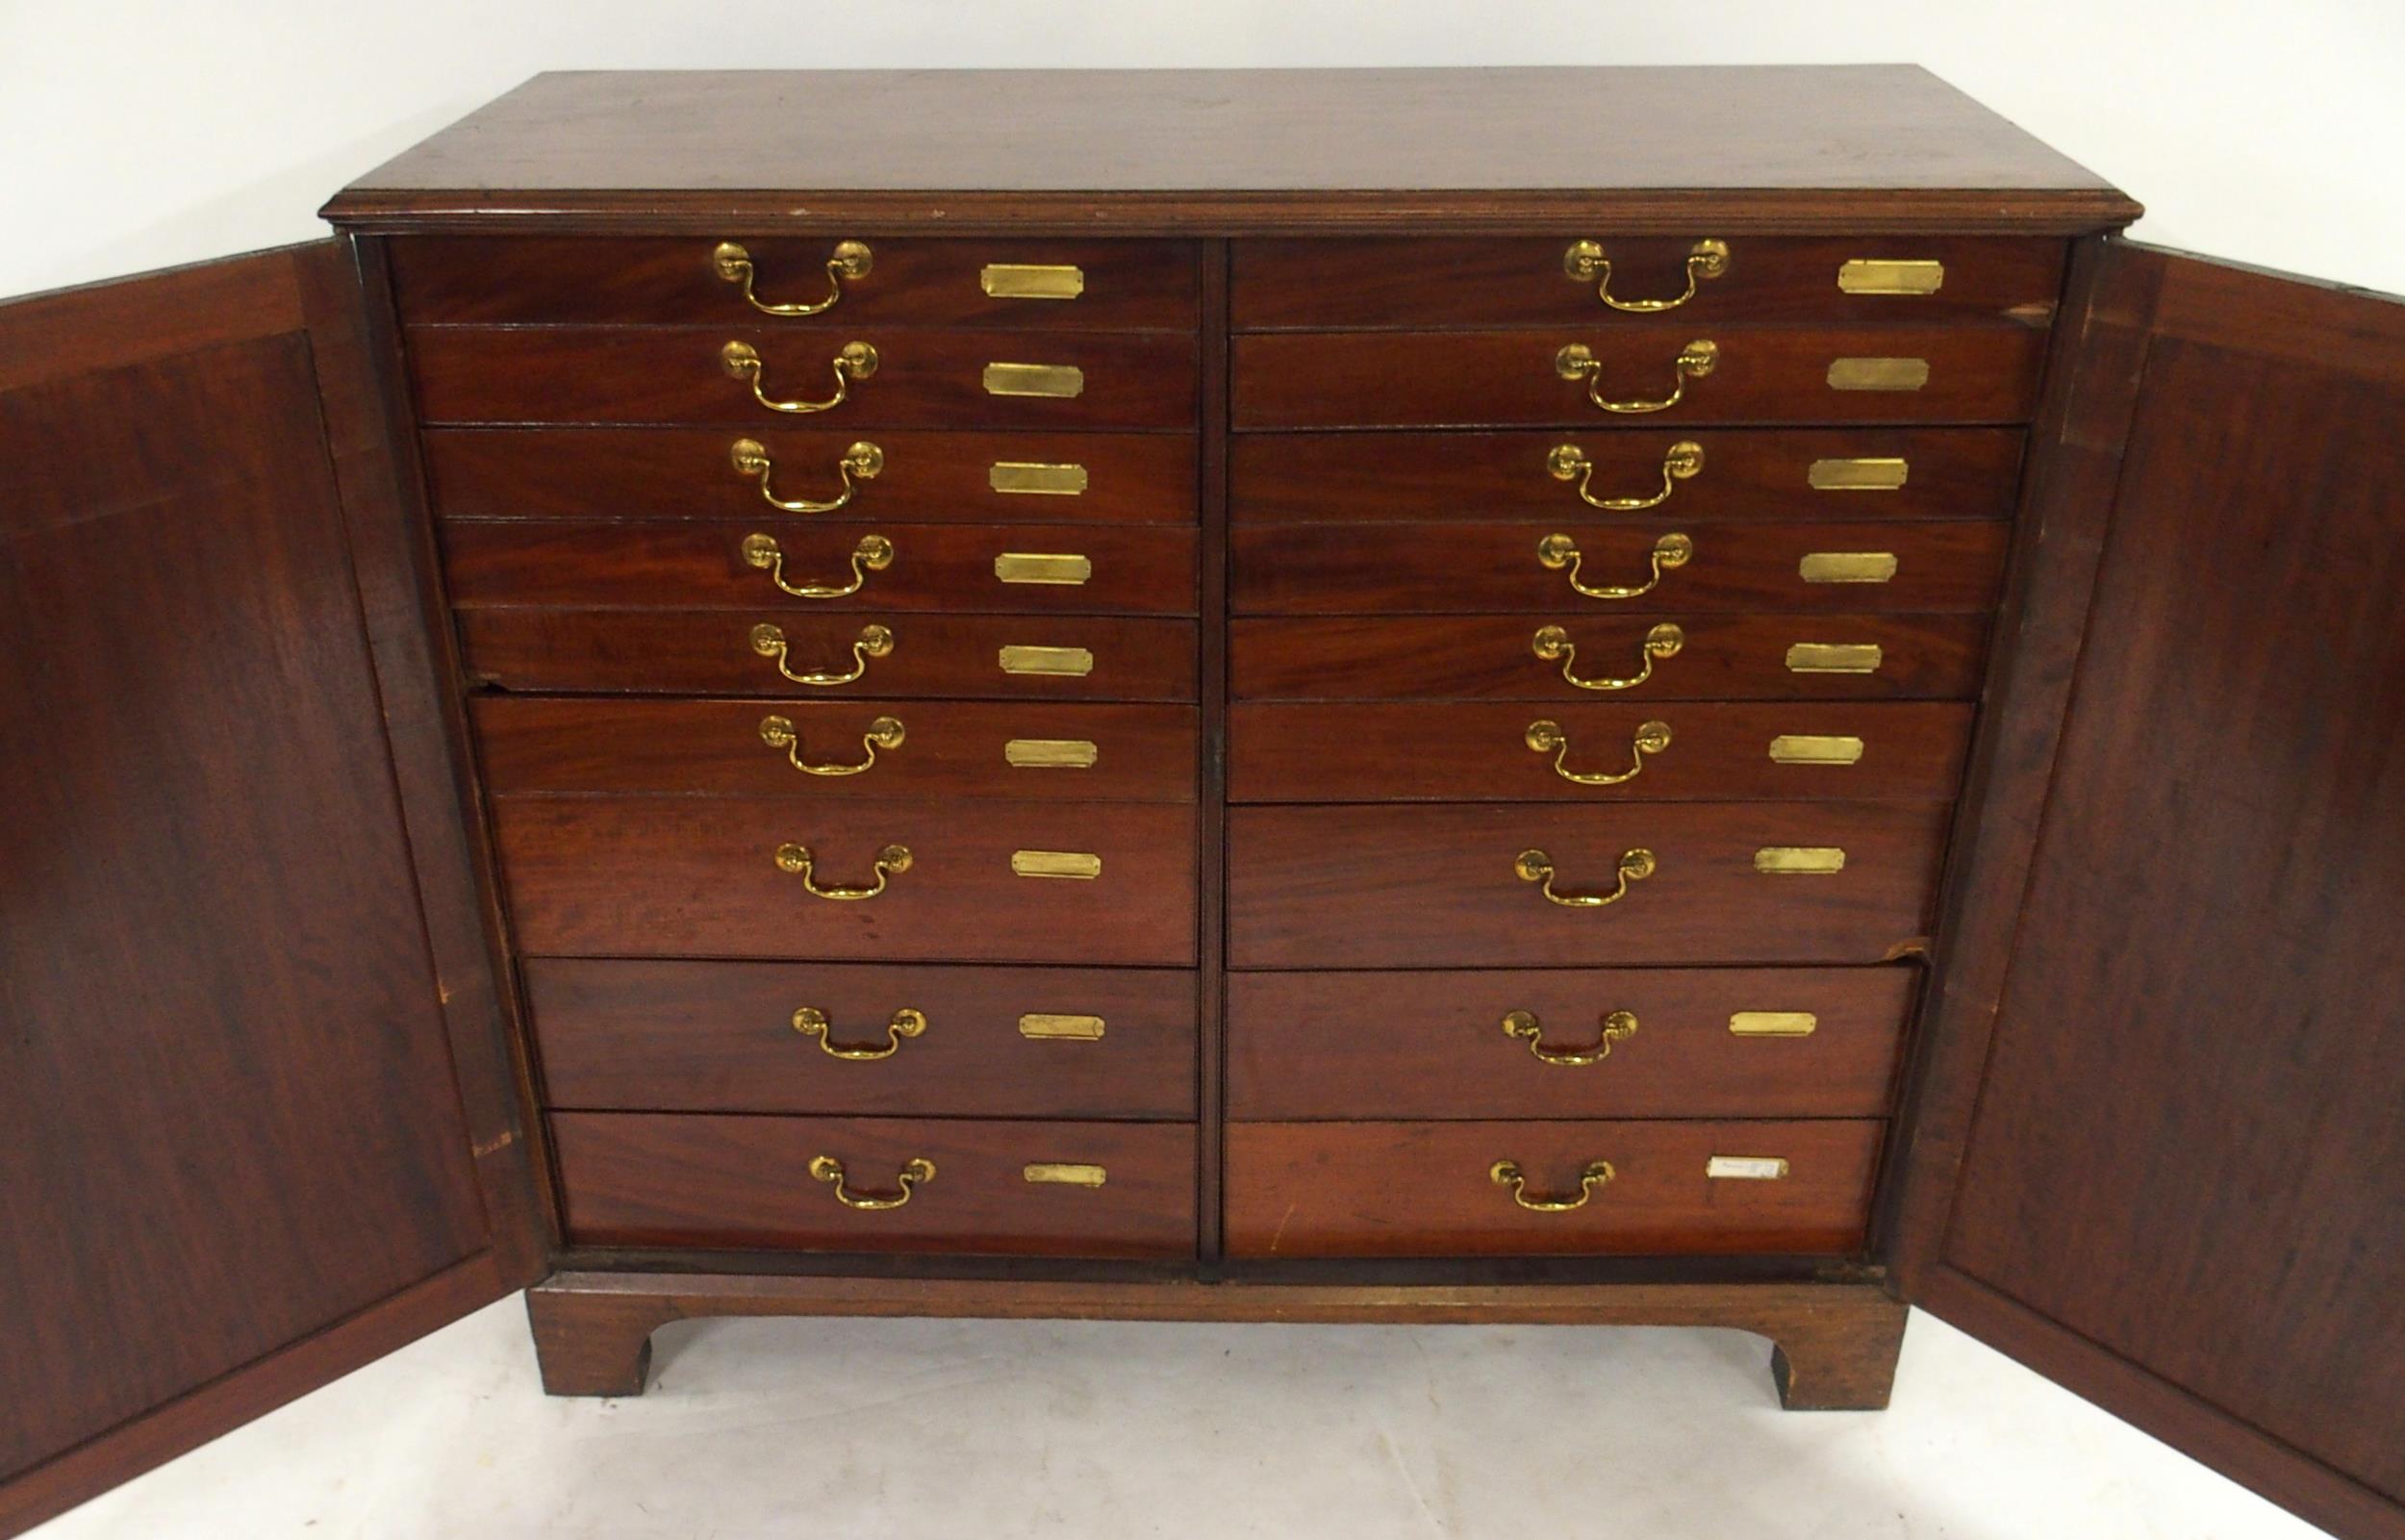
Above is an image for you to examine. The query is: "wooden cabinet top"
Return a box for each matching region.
[321,66,2139,235]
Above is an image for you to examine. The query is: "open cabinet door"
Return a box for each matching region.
[0,242,546,1535]
[1886,240,2405,1540]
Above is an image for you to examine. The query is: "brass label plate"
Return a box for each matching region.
[1019,1013,1105,1040]
[1798,551,1899,584]
[989,461,1090,495]
[983,362,1086,398]
[1767,734,1866,766]
[1785,643,1884,674]
[1729,1011,1819,1038]
[1005,738,1100,769]
[1835,259,1946,295]
[1807,456,1910,491]
[1755,846,1847,874]
[1023,1161,1107,1186]
[999,644,1095,677]
[994,552,1093,586]
[1706,1155,1791,1180]
[1826,357,1931,391]
[1011,849,1101,879]
[982,263,1086,300]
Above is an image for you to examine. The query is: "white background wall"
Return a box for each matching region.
[4,0,2403,301]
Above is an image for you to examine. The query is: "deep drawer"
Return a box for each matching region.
[1227,967,1911,1120]
[553,1112,1197,1257]
[1226,800,1947,968]
[1224,1120,1882,1257]
[494,795,1197,964]
[529,959,1195,1119]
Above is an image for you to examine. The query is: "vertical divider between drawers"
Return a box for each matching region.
[1196,240,1232,1263]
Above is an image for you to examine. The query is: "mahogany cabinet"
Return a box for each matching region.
[4,66,2400,1540]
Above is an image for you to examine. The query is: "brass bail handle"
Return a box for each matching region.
[808,1154,934,1210]
[792,1005,927,1060]
[1525,719,1672,786]
[713,239,873,316]
[758,713,905,776]
[742,531,895,598]
[1547,440,1704,511]
[773,841,913,900]
[1515,846,1658,908]
[1490,1158,1617,1212]
[1563,238,1729,312]
[729,438,884,514]
[1532,622,1684,692]
[1501,1008,1639,1067]
[722,338,879,414]
[1537,531,1694,600]
[750,621,893,686]
[1555,339,1718,414]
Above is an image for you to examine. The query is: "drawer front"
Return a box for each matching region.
[1231,428,2024,525]
[474,697,1198,802]
[1227,801,1947,968]
[1232,237,2066,329]
[410,326,1198,428]
[443,520,1198,615]
[553,1112,1196,1257]
[1231,614,1986,702]
[392,237,1200,328]
[1224,1120,1881,1257]
[425,428,1198,525]
[459,611,1197,700]
[1227,967,1911,1120]
[530,959,1195,1119]
[1232,326,2045,429]
[494,795,1197,964]
[1227,701,1972,803]
[1233,520,2006,615]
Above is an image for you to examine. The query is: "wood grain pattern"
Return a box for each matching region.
[1228,966,1913,1120]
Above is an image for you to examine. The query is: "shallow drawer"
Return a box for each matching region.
[1227,967,1911,1120]
[459,610,1197,700]
[1231,427,2024,525]
[392,237,1200,328]
[554,1112,1196,1257]
[474,697,1198,802]
[425,428,1197,525]
[1230,614,1985,702]
[443,520,1197,615]
[530,959,1195,1119]
[411,326,1197,428]
[1233,519,2006,615]
[1227,701,1972,803]
[1231,237,2065,329]
[495,795,1196,965]
[1227,801,1947,968]
[1231,326,2045,429]
[1224,1120,1881,1257]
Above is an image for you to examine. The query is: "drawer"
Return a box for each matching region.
[424,428,1198,525]
[529,959,1195,1119]
[1231,428,2024,525]
[392,237,1200,328]
[459,611,1197,700]
[473,697,1198,802]
[494,795,1196,964]
[1232,237,2066,329]
[1227,967,1911,1120]
[1226,801,1947,968]
[1224,1120,1882,1257]
[410,326,1197,428]
[1231,614,1986,701]
[443,520,1198,615]
[1227,702,1972,803]
[1231,326,2045,429]
[553,1112,1196,1257]
[1232,519,2007,615]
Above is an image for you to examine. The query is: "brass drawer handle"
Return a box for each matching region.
[1532,622,1684,691]
[1490,1158,1616,1212]
[713,239,872,316]
[1501,1008,1638,1066]
[758,713,904,776]
[793,1005,926,1060]
[1547,440,1704,510]
[1563,238,1728,313]
[808,1153,932,1210]
[750,621,892,686]
[1525,718,1670,786]
[772,841,912,900]
[1556,340,1717,414]
[1537,531,1693,599]
[1515,846,1656,907]
[742,532,894,598]
[722,339,877,414]
[730,438,883,514]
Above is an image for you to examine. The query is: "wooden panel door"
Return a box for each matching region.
[1887,243,2405,1540]
[0,243,542,1535]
